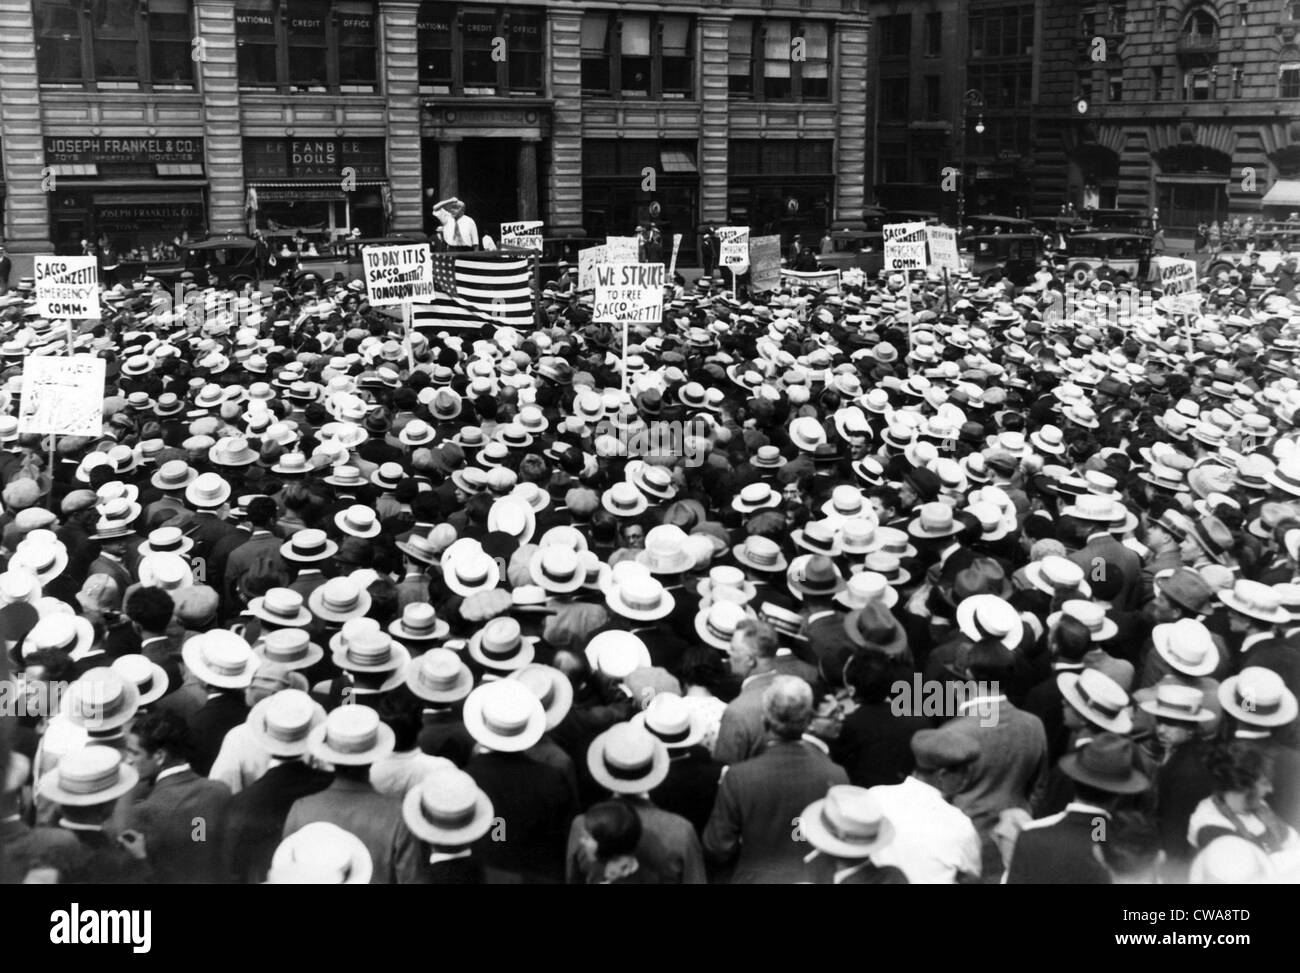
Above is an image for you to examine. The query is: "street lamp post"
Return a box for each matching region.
[957,89,985,231]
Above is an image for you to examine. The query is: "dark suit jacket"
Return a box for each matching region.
[654,748,724,834]
[225,760,333,883]
[25,826,153,884]
[703,739,850,883]
[221,530,287,611]
[418,708,476,767]
[126,766,232,883]
[1155,740,1215,870]
[188,692,250,778]
[1069,534,1143,611]
[284,775,423,884]
[832,702,932,788]
[466,750,575,883]
[1006,806,1112,884]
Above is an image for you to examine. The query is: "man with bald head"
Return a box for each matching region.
[703,676,849,883]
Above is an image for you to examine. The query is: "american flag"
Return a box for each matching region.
[413,253,534,331]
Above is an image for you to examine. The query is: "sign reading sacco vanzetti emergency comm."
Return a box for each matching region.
[34,256,99,319]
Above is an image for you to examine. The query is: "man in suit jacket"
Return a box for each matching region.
[1067,524,1142,611]
[283,706,424,884]
[703,676,850,883]
[714,619,817,766]
[182,631,258,777]
[1006,733,1151,883]
[225,689,333,883]
[218,498,286,614]
[124,710,232,883]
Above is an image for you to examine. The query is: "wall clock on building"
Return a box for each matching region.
[1075,98,1089,115]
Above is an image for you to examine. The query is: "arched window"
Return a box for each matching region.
[1182,5,1218,38]
[1281,46,1300,97]
[1290,0,1300,23]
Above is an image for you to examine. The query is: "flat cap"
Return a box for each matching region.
[911,728,981,770]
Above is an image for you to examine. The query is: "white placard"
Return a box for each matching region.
[34,256,99,320]
[780,269,842,293]
[605,236,640,264]
[749,235,783,292]
[925,226,962,274]
[668,234,683,278]
[883,222,928,271]
[361,244,436,307]
[578,245,608,292]
[593,263,667,324]
[717,226,751,270]
[500,221,543,252]
[1155,256,1198,296]
[18,355,106,437]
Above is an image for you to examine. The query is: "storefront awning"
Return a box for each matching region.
[660,149,698,174]
[1154,174,1230,185]
[1261,179,1300,208]
[94,190,204,205]
[248,180,388,202]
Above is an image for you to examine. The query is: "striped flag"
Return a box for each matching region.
[410,293,504,333]
[426,252,534,326]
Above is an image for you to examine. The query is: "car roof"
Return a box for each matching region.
[1070,232,1147,241]
[186,235,258,250]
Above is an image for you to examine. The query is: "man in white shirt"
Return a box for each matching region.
[868,727,983,883]
[431,197,479,250]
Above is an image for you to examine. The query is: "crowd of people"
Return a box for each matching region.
[0,242,1299,886]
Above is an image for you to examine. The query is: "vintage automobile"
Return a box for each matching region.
[815,229,886,276]
[962,214,1037,237]
[147,235,264,289]
[960,232,1044,285]
[1057,231,1150,284]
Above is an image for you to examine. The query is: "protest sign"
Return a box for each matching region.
[925,226,962,274]
[717,227,751,271]
[361,244,436,307]
[578,245,609,291]
[605,237,640,264]
[780,269,841,292]
[883,223,928,271]
[593,263,666,324]
[1155,256,1198,296]
[34,256,99,320]
[749,235,782,292]
[17,355,106,437]
[500,221,543,252]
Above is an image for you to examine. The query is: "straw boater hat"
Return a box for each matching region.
[137,525,194,559]
[1216,579,1291,626]
[605,574,675,622]
[696,565,757,605]
[695,599,754,651]
[309,577,373,624]
[254,628,325,671]
[586,630,653,680]
[247,689,327,757]
[529,544,585,594]
[630,692,706,750]
[110,654,169,706]
[955,594,1023,650]
[907,502,964,540]
[268,822,372,884]
[587,722,670,795]
[308,704,396,766]
[1046,599,1118,642]
[60,668,140,731]
[835,571,899,611]
[731,535,788,574]
[441,539,501,596]
[637,525,695,575]
[389,602,450,644]
[182,631,258,689]
[1218,667,1299,728]
[1057,668,1133,734]
[1139,684,1214,724]
[22,613,94,660]
[1150,618,1218,677]
[467,616,537,672]
[281,528,339,563]
[799,785,896,859]
[733,482,782,514]
[403,767,496,846]
[38,746,139,807]
[405,648,474,704]
[510,663,574,730]
[463,679,547,752]
[1023,556,1091,599]
[248,587,313,628]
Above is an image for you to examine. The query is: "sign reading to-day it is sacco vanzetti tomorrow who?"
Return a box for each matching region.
[593,263,666,324]
[361,244,437,307]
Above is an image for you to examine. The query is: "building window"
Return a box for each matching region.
[970,63,1032,108]
[36,0,198,89]
[1152,65,1163,100]
[881,76,909,121]
[880,153,910,184]
[923,12,942,55]
[728,138,833,242]
[1282,63,1300,98]
[1232,64,1243,97]
[970,6,1035,59]
[1080,11,1095,37]
[1181,7,1217,44]
[235,0,378,92]
[578,11,694,99]
[582,139,699,253]
[728,18,832,101]
[416,5,543,96]
[1078,72,1093,103]
[1184,70,1211,100]
[1291,0,1300,22]
[1108,70,1122,102]
[1107,3,1126,33]
[924,74,940,116]
[879,14,910,57]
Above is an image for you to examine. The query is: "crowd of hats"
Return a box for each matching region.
[3,252,1300,885]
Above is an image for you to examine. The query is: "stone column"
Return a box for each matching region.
[194,0,245,234]
[380,0,424,234]
[518,137,539,221]
[0,0,52,276]
[547,10,584,237]
[835,22,870,232]
[698,15,731,227]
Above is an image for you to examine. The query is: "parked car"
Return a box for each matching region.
[148,235,264,289]
[961,232,1044,286]
[1057,231,1150,284]
[816,229,885,276]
